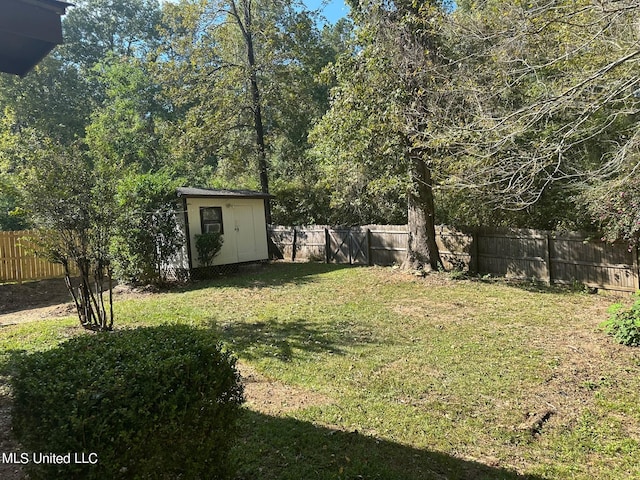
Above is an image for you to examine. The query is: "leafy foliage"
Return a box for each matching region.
[196,231,224,267]
[19,140,116,330]
[308,36,409,225]
[603,296,640,347]
[270,179,332,225]
[585,175,640,248]
[61,0,162,69]
[154,0,346,219]
[0,56,96,143]
[86,57,169,172]
[9,324,244,479]
[438,1,640,226]
[112,171,184,285]
[0,179,28,230]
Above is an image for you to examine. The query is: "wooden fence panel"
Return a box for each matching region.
[269,226,328,262]
[295,227,327,262]
[327,228,369,265]
[269,226,295,260]
[327,229,350,263]
[436,226,473,271]
[0,230,69,283]
[349,229,369,265]
[268,225,639,292]
[365,225,407,266]
[476,228,550,281]
[550,235,638,291]
[0,231,20,282]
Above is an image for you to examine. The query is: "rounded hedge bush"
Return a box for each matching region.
[10,325,244,479]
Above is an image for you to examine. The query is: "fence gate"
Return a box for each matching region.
[327,228,369,265]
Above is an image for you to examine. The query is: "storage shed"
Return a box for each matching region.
[176,187,272,270]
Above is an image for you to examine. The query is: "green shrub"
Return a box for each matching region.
[10,325,244,479]
[603,295,640,346]
[195,232,224,267]
[112,171,184,285]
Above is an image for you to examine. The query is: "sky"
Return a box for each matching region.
[156,0,351,24]
[304,0,350,24]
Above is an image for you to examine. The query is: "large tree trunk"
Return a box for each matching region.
[404,152,443,272]
[233,0,272,224]
[247,43,271,224]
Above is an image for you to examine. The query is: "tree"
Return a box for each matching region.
[86,56,170,172]
[0,0,164,147]
[268,18,354,225]
[313,0,452,270]
[112,170,184,285]
[0,0,167,235]
[320,0,640,246]
[60,0,162,70]
[156,0,343,225]
[0,56,95,144]
[434,0,640,225]
[308,25,409,226]
[156,0,274,221]
[19,140,116,331]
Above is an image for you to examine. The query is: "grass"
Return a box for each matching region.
[2,262,640,479]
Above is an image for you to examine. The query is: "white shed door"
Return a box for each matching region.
[233,205,257,262]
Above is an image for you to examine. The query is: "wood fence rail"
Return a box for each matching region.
[269,225,640,293]
[0,230,69,283]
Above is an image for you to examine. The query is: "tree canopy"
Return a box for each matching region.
[2,0,640,276]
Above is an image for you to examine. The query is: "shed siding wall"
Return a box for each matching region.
[184,197,268,266]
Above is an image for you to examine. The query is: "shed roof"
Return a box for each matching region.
[0,0,71,77]
[177,187,273,200]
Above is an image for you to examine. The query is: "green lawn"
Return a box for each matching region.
[2,263,640,479]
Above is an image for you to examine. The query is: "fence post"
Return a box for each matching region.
[291,228,297,262]
[325,228,330,264]
[634,246,640,292]
[366,228,372,266]
[471,228,479,274]
[545,233,552,285]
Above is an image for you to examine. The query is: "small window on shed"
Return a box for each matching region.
[200,207,223,234]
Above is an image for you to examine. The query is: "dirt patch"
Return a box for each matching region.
[0,277,73,315]
[0,279,155,326]
[238,363,331,415]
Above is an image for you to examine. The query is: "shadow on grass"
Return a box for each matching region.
[219,317,377,362]
[233,410,544,480]
[0,323,544,480]
[462,274,592,296]
[0,360,25,479]
[178,262,354,293]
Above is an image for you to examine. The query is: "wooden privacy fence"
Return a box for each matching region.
[3,226,638,291]
[269,225,640,292]
[0,230,69,283]
[269,225,409,266]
